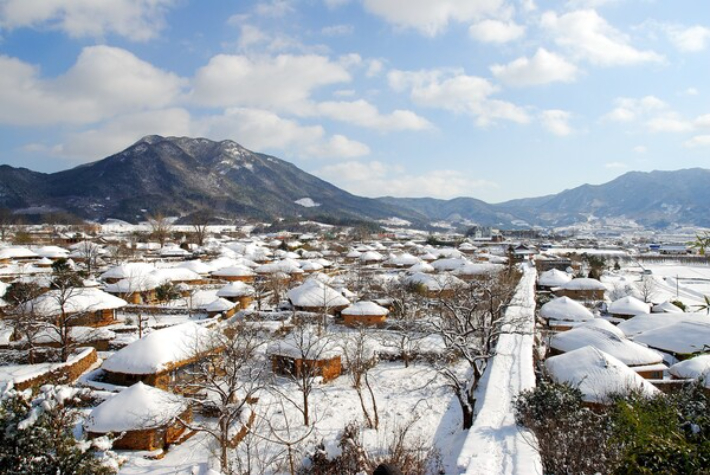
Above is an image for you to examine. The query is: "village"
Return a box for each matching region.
[0,218,708,474]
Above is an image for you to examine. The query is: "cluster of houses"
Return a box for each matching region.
[536,266,710,405]
[0,225,514,454]
[0,221,707,463]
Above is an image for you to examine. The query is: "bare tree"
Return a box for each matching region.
[428,270,522,429]
[637,274,657,303]
[147,212,173,247]
[342,327,379,429]
[270,324,334,426]
[0,207,17,242]
[73,239,103,276]
[178,322,267,474]
[5,281,47,364]
[190,209,213,247]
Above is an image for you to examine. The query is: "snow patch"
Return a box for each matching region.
[295,198,320,208]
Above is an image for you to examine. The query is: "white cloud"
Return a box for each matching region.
[0,0,176,41]
[305,134,371,158]
[684,135,710,148]
[491,48,578,87]
[316,160,497,198]
[696,114,710,129]
[366,59,384,78]
[196,107,370,159]
[314,100,432,131]
[664,25,710,52]
[191,54,351,113]
[603,95,667,122]
[0,46,185,126]
[540,109,573,136]
[645,114,694,133]
[362,0,505,37]
[254,0,294,17]
[469,19,525,43]
[541,9,663,66]
[683,87,699,96]
[520,0,537,13]
[322,24,354,36]
[605,161,627,169]
[633,145,647,153]
[388,68,530,126]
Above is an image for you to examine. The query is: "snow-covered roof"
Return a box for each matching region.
[33,246,70,259]
[668,354,710,380]
[403,272,466,292]
[102,322,216,375]
[176,260,214,275]
[287,279,350,308]
[559,278,607,291]
[0,246,38,260]
[205,298,236,312]
[256,259,303,275]
[632,321,710,356]
[268,331,340,360]
[342,301,389,316]
[151,268,202,283]
[550,319,663,366]
[453,262,504,277]
[211,265,256,278]
[537,269,572,287]
[22,288,127,317]
[430,257,470,272]
[216,281,255,298]
[359,251,384,262]
[546,346,659,404]
[539,296,594,322]
[408,262,435,273]
[652,301,684,314]
[85,382,187,433]
[103,273,166,293]
[384,253,421,267]
[616,313,708,337]
[100,262,155,281]
[608,296,651,316]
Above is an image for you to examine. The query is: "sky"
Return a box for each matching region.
[0,0,708,203]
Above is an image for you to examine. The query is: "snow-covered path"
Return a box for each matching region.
[454,264,542,475]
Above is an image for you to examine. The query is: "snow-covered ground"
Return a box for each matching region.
[117,360,465,474]
[453,264,542,475]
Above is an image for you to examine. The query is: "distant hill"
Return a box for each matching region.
[0,136,708,228]
[0,136,425,224]
[379,168,710,228]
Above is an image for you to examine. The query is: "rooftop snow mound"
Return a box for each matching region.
[22,288,127,317]
[538,269,572,287]
[669,354,710,380]
[342,301,389,316]
[287,279,349,309]
[546,346,659,404]
[550,319,663,367]
[608,296,650,316]
[559,277,607,291]
[85,382,187,433]
[539,296,594,322]
[632,321,710,356]
[102,322,216,375]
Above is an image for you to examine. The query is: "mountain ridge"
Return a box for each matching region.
[1,136,708,228]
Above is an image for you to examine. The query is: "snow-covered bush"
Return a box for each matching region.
[0,383,121,474]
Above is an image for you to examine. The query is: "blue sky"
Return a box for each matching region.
[0,0,708,203]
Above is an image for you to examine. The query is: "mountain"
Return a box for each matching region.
[380,168,710,228]
[0,136,425,224]
[1,136,708,228]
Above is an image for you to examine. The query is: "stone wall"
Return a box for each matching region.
[14,347,98,391]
